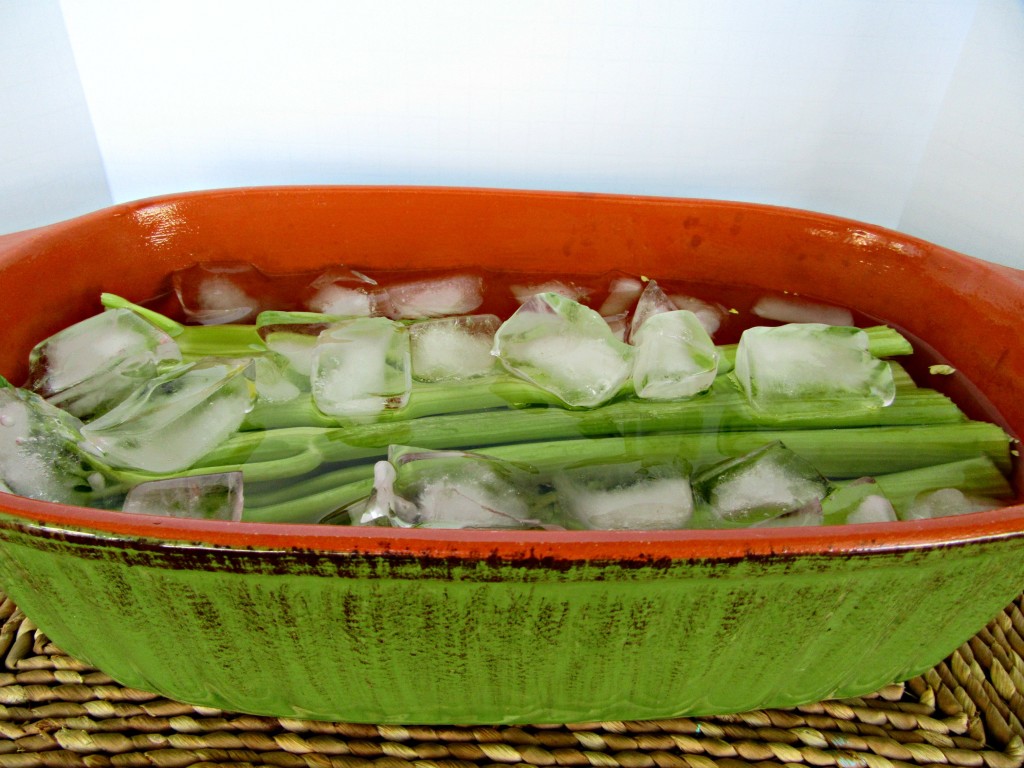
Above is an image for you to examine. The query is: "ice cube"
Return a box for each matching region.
[628,280,678,342]
[173,262,272,325]
[0,381,92,504]
[122,471,244,521]
[553,458,693,530]
[27,309,181,419]
[692,441,831,528]
[304,266,382,316]
[80,361,256,473]
[822,480,896,525]
[511,280,590,305]
[733,323,896,414]
[357,447,544,529]
[385,274,484,319]
[409,315,501,382]
[250,353,304,403]
[752,295,854,326]
[311,317,411,421]
[631,310,719,400]
[257,311,343,381]
[904,488,1005,520]
[669,295,727,337]
[492,292,634,408]
[598,276,644,317]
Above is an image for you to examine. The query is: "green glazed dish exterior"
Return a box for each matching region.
[0,187,1022,724]
[1,516,1022,724]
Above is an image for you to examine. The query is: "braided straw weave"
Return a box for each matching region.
[2,591,1024,768]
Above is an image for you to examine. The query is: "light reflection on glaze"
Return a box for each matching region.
[133,203,188,248]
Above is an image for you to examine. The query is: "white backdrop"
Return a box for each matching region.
[2,1,1023,269]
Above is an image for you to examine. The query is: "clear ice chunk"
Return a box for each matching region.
[492,292,634,408]
[257,311,342,381]
[904,488,1004,520]
[598,276,644,317]
[511,279,590,305]
[627,280,678,343]
[304,266,382,317]
[80,361,256,473]
[357,446,544,529]
[122,471,244,521]
[27,309,181,419]
[692,441,831,528]
[632,310,719,400]
[409,315,501,382]
[173,262,272,325]
[552,458,693,530]
[250,353,304,403]
[311,317,411,421]
[386,274,484,319]
[0,380,92,504]
[733,323,896,414]
[752,295,854,326]
[669,295,727,337]
[822,479,896,525]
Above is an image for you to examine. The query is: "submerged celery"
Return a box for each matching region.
[0,280,1010,531]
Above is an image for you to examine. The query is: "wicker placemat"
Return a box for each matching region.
[2,591,1024,768]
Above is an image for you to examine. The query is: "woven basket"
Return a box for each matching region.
[1,590,1023,768]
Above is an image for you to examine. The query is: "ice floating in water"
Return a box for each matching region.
[752,295,854,327]
[81,361,256,473]
[27,309,181,419]
[122,471,244,521]
[493,293,634,408]
[386,274,484,319]
[733,323,896,414]
[904,488,1004,520]
[0,381,91,505]
[304,266,382,317]
[598,276,645,318]
[311,317,411,421]
[249,353,303,404]
[511,280,590,305]
[409,315,501,382]
[552,458,693,530]
[669,295,726,337]
[173,262,272,325]
[692,441,831,528]
[357,446,545,529]
[822,480,896,525]
[257,311,342,382]
[628,280,678,343]
[631,310,718,400]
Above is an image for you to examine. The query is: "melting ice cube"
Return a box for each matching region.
[733,323,896,414]
[822,479,896,525]
[598,276,645,317]
[410,315,501,382]
[669,295,727,337]
[250,353,304,403]
[385,274,484,319]
[553,458,693,530]
[257,311,343,381]
[122,471,244,521]
[752,295,854,327]
[493,292,634,408]
[511,280,590,305]
[692,441,831,528]
[628,280,678,343]
[632,310,719,400]
[357,447,544,529]
[904,488,1004,520]
[0,381,92,504]
[27,308,181,419]
[304,266,382,317]
[80,361,256,473]
[173,262,273,325]
[311,317,411,421]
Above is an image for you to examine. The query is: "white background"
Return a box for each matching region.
[2,0,1022,269]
